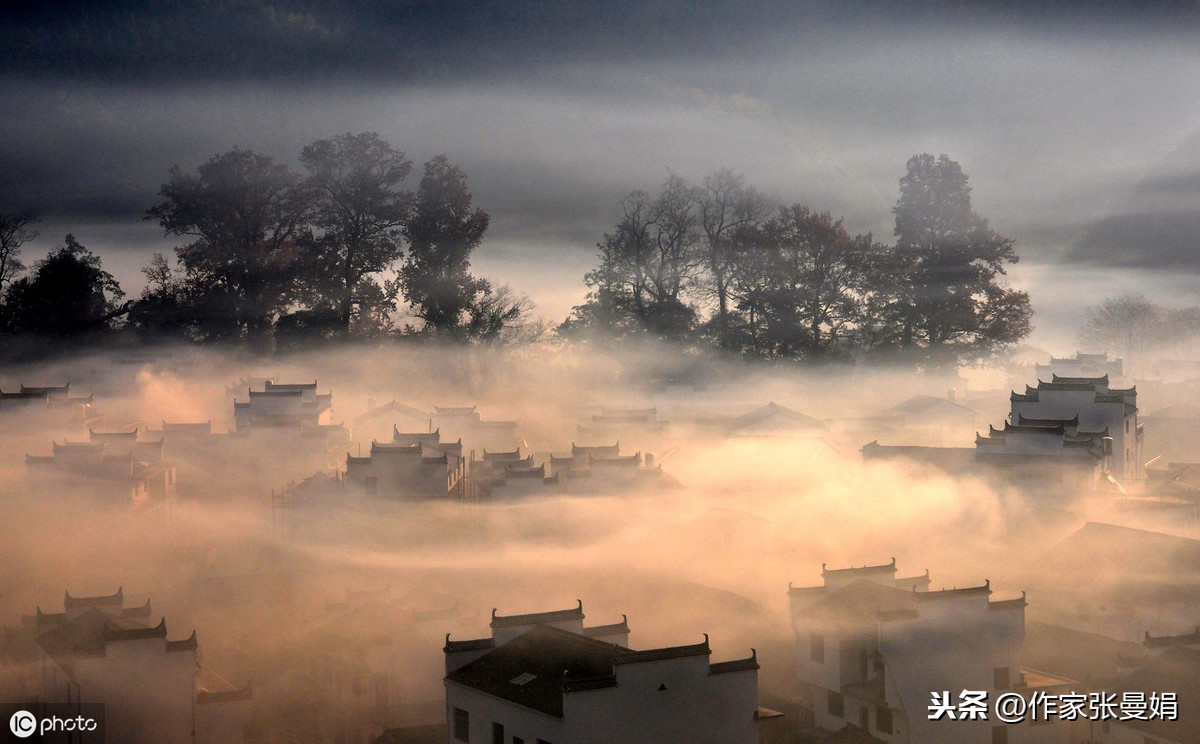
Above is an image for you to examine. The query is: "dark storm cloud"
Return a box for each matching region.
[7,1,1200,83]
[6,0,1200,346]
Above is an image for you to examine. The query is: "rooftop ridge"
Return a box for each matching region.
[988,592,1027,611]
[1144,626,1200,648]
[166,629,198,651]
[491,600,584,628]
[64,587,123,608]
[822,558,897,577]
[709,649,759,674]
[613,635,710,665]
[104,617,168,642]
[444,635,496,653]
[582,615,630,637]
[914,580,991,600]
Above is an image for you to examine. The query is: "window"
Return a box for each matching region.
[993,667,1010,689]
[453,708,469,743]
[810,632,825,664]
[877,706,892,734]
[492,723,504,744]
[828,690,845,717]
[992,725,1007,744]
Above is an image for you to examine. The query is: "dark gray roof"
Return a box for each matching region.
[446,624,629,717]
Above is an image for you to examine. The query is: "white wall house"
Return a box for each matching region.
[443,602,762,744]
[1006,374,1142,484]
[790,560,1074,744]
[10,587,252,744]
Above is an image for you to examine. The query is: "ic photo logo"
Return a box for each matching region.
[8,710,36,738]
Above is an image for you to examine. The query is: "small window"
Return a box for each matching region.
[492,723,504,744]
[810,632,825,664]
[877,706,892,734]
[453,708,469,743]
[992,725,1007,744]
[993,667,1009,689]
[828,690,845,717]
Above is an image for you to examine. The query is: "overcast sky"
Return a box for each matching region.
[5,1,1200,349]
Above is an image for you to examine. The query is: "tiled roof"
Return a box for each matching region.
[446,624,628,717]
[1144,626,1200,648]
[491,601,584,629]
[612,636,710,665]
[709,649,758,674]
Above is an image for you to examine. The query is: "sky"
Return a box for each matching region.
[5,0,1200,349]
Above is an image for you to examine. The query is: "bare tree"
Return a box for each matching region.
[692,170,773,350]
[1079,293,1161,367]
[0,210,40,294]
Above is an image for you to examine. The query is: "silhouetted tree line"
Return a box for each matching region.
[562,154,1033,369]
[0,150,1032,368]
[0,133,532,352]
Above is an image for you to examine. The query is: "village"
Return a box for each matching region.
[1,346,1198,744]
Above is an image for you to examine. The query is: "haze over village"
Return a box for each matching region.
[4,3,1200,744]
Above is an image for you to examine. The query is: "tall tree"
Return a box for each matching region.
[0,210,39,296]
[2,235,126,338]
[564,175,702,342]
[398,155,490,337]
[299,132,412,336]
[146,147,316,344]
[692,170,773,350]
[1079,293,1161,366]
[870,154,1031,367]
[756,205,874,359]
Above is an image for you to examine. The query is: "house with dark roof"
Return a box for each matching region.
[1,588,251,744]
[1036,352,1125,385]
[431,405,520,455]
[345,427,467,501]
[443,602,768,743]
[789,560,1072,744]
[25,427,176,505]
[862,371,1141,497]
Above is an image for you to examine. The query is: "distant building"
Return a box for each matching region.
[25,428,175,505]
[1007,374,1142,483]
[1035,352,1124,384]
[443,602,769,744]
[862,371,1142,496]
[2,587,251,744]
[230,379,350,482]
[431,406,519,454]
[547,443,667,495]
[344,429,466,500]
[789,560,1072,744]
[0,383,103,433]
